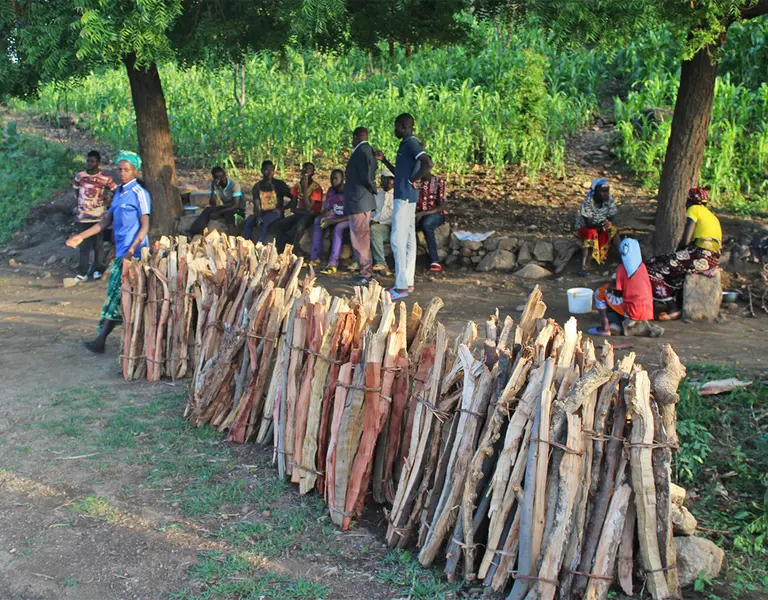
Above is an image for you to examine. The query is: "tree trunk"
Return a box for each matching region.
[124,53,181,237]
[234,62,246,108]
[388,39,395,58]
[653,44,718,255]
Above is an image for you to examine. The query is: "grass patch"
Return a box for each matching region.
[675,364,768,598]
[171,549,330,600]
[0,120,80,245]
[69,496,121,523]
[376,549,460,600]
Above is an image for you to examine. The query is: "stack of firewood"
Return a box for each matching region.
[119,232,687,600]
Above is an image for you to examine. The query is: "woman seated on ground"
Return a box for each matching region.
[590,238,663,338]
[646,187,722,321]
[576,178,620,276]
[308,169,350,274]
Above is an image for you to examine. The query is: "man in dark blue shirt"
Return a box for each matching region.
[376,113,432,300]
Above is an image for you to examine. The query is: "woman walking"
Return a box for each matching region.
[66,151,151,353]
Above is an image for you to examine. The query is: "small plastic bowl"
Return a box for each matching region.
[722,291,739,304]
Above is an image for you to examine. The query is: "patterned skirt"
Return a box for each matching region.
[99,258,124,328]
[646,245,720,302]
[578,225,617,265]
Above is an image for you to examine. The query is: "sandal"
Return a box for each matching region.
[429,263,443,272]
[389,288,409,300]
[320,265,337,275]
[73,274,88,283]
[587,327,612,337]
[658,311,681,321]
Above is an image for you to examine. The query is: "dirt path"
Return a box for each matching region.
[3,108,768,600]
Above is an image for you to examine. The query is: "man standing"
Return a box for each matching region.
[188,166,243,236]
[376,114,432,299]
[72,150,117,282]
[370,168,395,275]
[344,127,378,286]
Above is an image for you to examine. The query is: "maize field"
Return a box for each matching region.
[16,18,768,210]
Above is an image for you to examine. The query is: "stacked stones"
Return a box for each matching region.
[447,234,582,278]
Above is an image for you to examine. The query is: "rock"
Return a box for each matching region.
[517,241,533,264]
[177,214,200,233]
[470,255,482,264]
[582,181,593,189]
[461,240,484,252]
[299,229,313,255]
[449,233,460,250]
[682,271,722,322]
[672,504,698,536]
[498,237,519,252]
[671,483,686,506]
[189,190,211,208]
[461,247,473,258]
[461,257,473,267]
[8,258,18,266]
[437,248,448,261]
[452,249,460,256]
[478,249,486,257]
[484,237,501,252]
[45,254,58,266]
[533,241,555,263]
[445,253,459,266]
[434,223,451,249]
[417,231,427,248]
[553,239,581,274]
[63,277,79,288]
[513,263,553,280]
[476,249,517,273]
[674,537,725,588]
[528,224,538,231]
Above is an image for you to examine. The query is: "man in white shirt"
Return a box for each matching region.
[370,168,395,274]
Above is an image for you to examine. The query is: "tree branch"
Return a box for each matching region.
[740,0,768,19]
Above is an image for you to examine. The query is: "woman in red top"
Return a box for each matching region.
[272,162,323,253]
[590,238,664,337]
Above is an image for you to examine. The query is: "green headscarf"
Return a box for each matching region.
[116,150,142,171]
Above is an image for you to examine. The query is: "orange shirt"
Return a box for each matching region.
[291,182,324,214]
[616,263,654,321]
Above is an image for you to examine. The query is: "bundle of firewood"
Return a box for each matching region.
[120,233,688,599]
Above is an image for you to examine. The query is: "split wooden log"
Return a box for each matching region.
[120,260,136,380]
[628,370,671,600]
[573,373,630,597]
[418,351,495,566]
[524,413,583,600]
[298,298,349,493]
[617,492,636,596]
[341,301,397,527]
[325,355,356,510]
[507,357,555,600]
[284,296,311,477]
[518,285,547,343]
[650,344,686,448]
[149,266,171,382]
[276,295,300,479]
[584,484,632,600]
[316,311,356,494]
[652,398,680,597]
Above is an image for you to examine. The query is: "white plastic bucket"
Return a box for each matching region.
[567,287,593,314]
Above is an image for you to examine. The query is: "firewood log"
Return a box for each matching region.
[408,297,443,378]
[617,492,636,596]
[277,296,300,479]
[284,298,310,477]
[628,370,671,600]
[316,312,356,494]
[507,358,555,600]
[120,260,135,380]
[584,484,632,600]
[651,398,680,597]
[149,266,171,382]
[144,263,158,381]
[650,344,686,448]
[341,302,399,527]
[325,358,355,510]
[525,413,583,600]
[573,374,630,597]
[420,356,498,565]
[518,285,547,343]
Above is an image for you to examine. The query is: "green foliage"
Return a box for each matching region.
[376,549,460,599]
[18,19,600,181]
[614,46,768,213]
[0,122,79,245]
[675,364,768,595]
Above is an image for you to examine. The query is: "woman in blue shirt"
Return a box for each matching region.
[66,151,151,353]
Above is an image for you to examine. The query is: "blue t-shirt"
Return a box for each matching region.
[394,136,426,203]
[110,179,151,258]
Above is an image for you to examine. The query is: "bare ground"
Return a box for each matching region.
[2,109,768,599]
